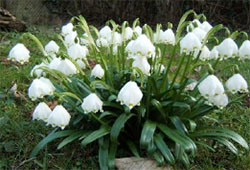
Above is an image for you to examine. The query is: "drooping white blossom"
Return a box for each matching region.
[117,81,143,109]
[57,58,78,76]
[216,38,238,59]
[124,27,133,41]
[180,32,201,55]
[134,26,142,36]
[32,102,52,122]
[8,43,30,64]
[30,62,47,77]
[132,57,151,75]
[45,40,59,58]
[91,64,105,79]
[64,31,78,47]
[47,105,71,129]
[192,27,207,42]
[226,74,248,94]
[209,93,228,109]
[61,23,74,37]
[154,29,175,45]
[67,43,87,60]
[239,40,250,60]
[81,93,103,113]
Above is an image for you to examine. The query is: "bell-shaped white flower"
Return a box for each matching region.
[216,38,238,59]
[99,26,112,39]
[67,43,87,60]
[132,57,151,75]
[30,62,47,77]
[32,102,52,122]
[134,26,142,36]
[45,40,59,58]
[201,21,212,33]
[209,93,228,109]
[186,19,202,32]
[28,77,55,101]
[209,46,219,60]
[126,34,155,58]
[48,57,62,70]
[124,27,133,41]
[61,23,74,37]
[57,58,78,76]
[180,32,201,55]
[154,29,175,45]
[194,46,210,61]
[96,38,109,47]
[192,27,207,42]
[47,105,71,129]
[108,32,122,46]
[117,81,143,109]
[198,75,224,98]
[64,31,78,47]
[91,64,104,79]
[239,40,250,60]
[8,43,30,64]
[226,74,248,94]
[81,93,103,114]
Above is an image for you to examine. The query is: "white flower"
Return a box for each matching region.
[108,32,122,46]
[180,32,201,55]
[48,57,62,70]
[239,40,250,60]
[45,40,59,58]
[28,77,55,101]
[192,27,207,42]
[8,43,30,64]
[76,59,86,69]
[57,58,78,76]
[64,31,78,47]
[32,102,52,122]
[80,33,89,45]
[67,43,87,60]
[132,57,151,75]
[117,81,143,109]
[226,74,248,94]
[124,27,133,41]
[61,23,74,37]
[30,62,47,77]
[99,26,112,39]
[216,38,238,59]
[126,34,155,58]
[96,38,109,47]
[81,93,103,113]
[134,26,142,36]
[201,21,212,33]
[198,75,224,99]
[209,93,228,109]
[91,64,104,79]
[154,29,175,45]
[186,19,202,32]
[209,46,219,60]
[47,105,71,129]
[194,46,210,61]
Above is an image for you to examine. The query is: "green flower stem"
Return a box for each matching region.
[160,45,177,92]
[212,57,220,69]
[90,112,108,126]
[170,53,186,89]
[180,54,192,84]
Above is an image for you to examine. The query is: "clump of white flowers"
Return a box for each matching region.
[8,43,30,64]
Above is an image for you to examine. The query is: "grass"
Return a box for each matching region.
[0,26,250,170]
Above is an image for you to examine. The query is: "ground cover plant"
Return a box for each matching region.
[1,10,250,169]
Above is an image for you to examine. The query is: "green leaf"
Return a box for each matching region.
[213,137,238,154]
[57,130,90,149]
[110,113,134,143]
[81,126,110,146]
[173,102,190,110]
[158,124,197,154]
[170,116,188,134]
[108,143,118,168]
[140,120,156,148]
[98,137,109,170]
[30,129,74,158]
[127,140,140,157]
[154,134,175,164]
[152,151,165,165]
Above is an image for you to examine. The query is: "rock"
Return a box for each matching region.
[115,157,173,170]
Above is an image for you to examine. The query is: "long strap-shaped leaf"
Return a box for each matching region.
[140,120,156,148]
[30,129,75,158]
[154,134,175,164]
[158,124,197,154]
[98,137,109,170]
[81,126,110,146]
[57,130,90,149]
[110,113,134,143]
